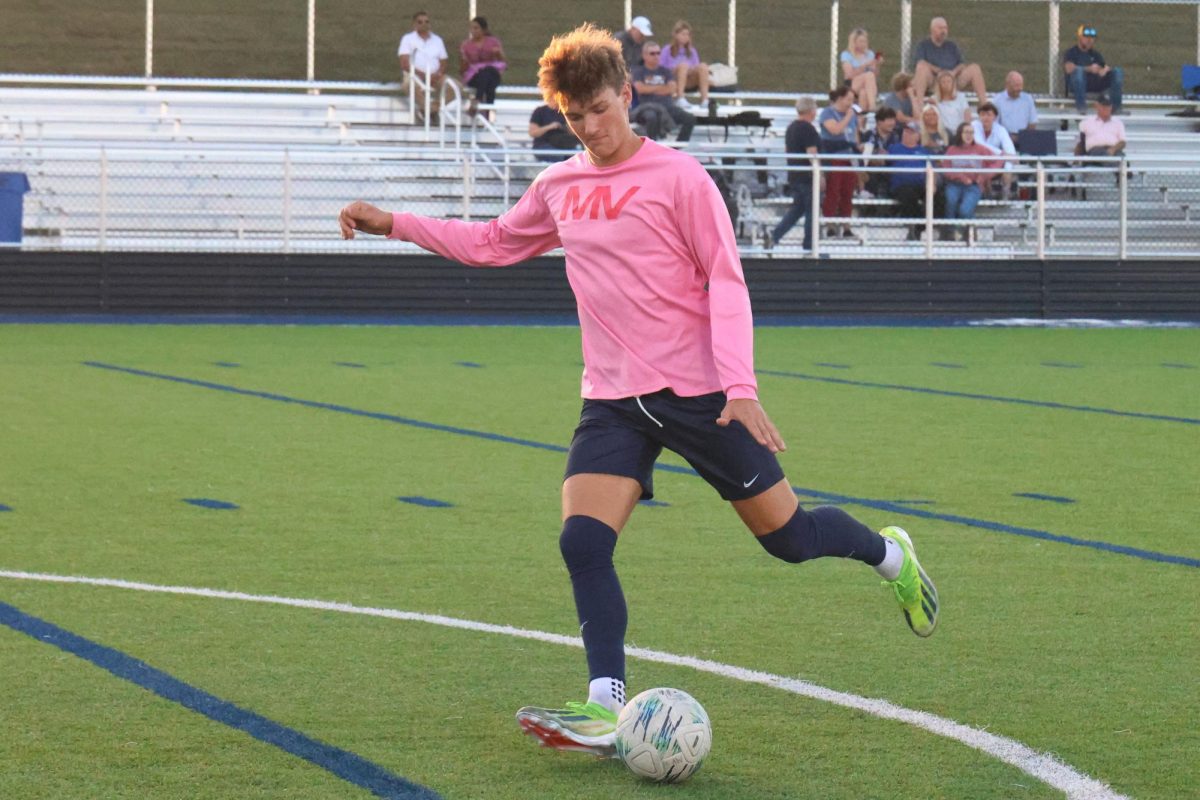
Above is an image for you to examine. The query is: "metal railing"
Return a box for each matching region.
[2,142,1199,258]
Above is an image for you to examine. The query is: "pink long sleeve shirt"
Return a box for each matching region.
[388,138,758,401]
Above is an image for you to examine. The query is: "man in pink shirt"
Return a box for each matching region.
[1077,93,1126,156]
[339,23,939,758]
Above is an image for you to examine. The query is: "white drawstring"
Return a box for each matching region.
[635,396,664,428]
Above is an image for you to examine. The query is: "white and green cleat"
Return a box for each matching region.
[516,701,618,758]
[880,526,939,637]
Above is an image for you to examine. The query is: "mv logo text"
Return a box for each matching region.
[558,185,641,221]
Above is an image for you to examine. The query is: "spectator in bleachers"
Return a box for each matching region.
[992,71,1038,143]
[630,41,695,142]
[768,96,821,251]
[614,16,654,70]
[1077,93,1126,156]
[919,102,949,154]
[971,102,1017,198]
[840,28,882,112]
[398,11,449,123]
[887,122,934,240]
[935,71,971,133]
[911,16,987,103]
[660,21,710,114]
[1064,25,1124,115]
[881,72,918,125]
[818,86,861,239]
[941,122,996,241]
[460,17,507,119]
[861,106,900,198]
[528,104,580,161]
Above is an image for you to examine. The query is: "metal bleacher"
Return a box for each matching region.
[1,77,1198,258]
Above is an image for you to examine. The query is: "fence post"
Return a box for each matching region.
[1048,1,1060,96]
[925,158,934,258]
[144,0,154,79]
[900,0,912,76]
[283,149,292,253]
[1036,160,1046,259]
[728,0,737,70]
[624,0,631,30]
[1118,158,1128,259]
[462,153,474,221]
[829,0,840,96]
[306,0,316,88]
[99,147,108,252]
[811,157,821,258]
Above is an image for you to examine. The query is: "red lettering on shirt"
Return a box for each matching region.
[558,185,642,221]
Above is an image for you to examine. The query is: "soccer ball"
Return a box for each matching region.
[615,687,712,783]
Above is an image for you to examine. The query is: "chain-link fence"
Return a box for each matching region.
[3,142,1199,258]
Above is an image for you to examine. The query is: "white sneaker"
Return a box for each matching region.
[675,97,697,112]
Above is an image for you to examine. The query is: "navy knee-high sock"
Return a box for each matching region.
[560,515,626,682]
[756,505,885,565]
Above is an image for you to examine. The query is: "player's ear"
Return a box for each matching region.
[620,82,633,108]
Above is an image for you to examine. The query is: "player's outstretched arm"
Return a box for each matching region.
[717,398,787,454]
[339,200,393,239]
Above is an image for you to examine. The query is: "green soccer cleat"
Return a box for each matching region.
[880,526,939,637]
[515,701,618,758]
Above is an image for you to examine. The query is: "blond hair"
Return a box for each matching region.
[538,23,628,109]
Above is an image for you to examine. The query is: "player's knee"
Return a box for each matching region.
[755,507,819,564]
[559,515,618,576]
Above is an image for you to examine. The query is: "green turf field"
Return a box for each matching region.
[1,322,1197,799]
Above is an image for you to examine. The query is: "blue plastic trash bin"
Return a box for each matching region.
[0,172,31,244]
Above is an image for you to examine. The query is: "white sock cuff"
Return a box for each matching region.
[874,536,905,581]
[588,677,626,712]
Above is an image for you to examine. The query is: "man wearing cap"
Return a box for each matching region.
[887,122,936,241]
[1078,94,1126,156]
[1063,25,1124,115]
[614,16,654,70]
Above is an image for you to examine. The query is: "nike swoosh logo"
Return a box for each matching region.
[743,474,760,488]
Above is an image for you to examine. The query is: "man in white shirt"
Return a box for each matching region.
[398,10,449,122]
[971,101,1017,196]
[991,71,1038,141]
[1078,94,1126,156]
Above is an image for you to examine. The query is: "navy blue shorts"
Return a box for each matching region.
[564,389,786,501]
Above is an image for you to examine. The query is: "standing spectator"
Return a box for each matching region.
[660,20,710,113]
[630,41,695,142]
[768,96,822,251]
[881,72,918,125]
[935,71,972,133]
[971,102,1017,197]
[818,86,861,239]
[840,27,883,112]
[528,104,580,161]
[911,16,987,103]
[1077,94,1126,156]
[861,106,900,198]
[1063,25,1124,115]
[460,16,507,118]
[992,71,1038,143]
[887,122,934,240]
[919,102,949,154]
[941,122,996,241]
[614,16,653,70]
[398,11,449,123]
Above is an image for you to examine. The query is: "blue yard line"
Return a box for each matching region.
[183,498,239,510]
[213,362,241,368]
[454,362,484,369]
[398,496,453,508]
[929,362,966,369]
[0,503,11,512]
[1161,363,1196,369]
[1041,361,1084,369]
[1014,492,1076,504]
[334,362,367,369]
[757,369,1200,426]
[82,362,1200,569]
[0,602,441,800]
[813,362,852,369]
[638,499,670,507]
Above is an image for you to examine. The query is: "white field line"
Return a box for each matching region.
[0,569,1129,800]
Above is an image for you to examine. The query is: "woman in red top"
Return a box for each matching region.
[460,16,507,118]
[940,122,996,241]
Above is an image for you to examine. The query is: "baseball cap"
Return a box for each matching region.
[904,121,921,132]
[631,16,653,36]
[1095,93,1113,106]
[1078,25,1097,37]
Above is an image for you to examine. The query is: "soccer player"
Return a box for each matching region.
[338,23,938,758]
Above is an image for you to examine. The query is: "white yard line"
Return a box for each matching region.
[0,569,1129,800]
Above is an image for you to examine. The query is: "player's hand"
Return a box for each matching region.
[716,398,787,454]
[339,201,393,239]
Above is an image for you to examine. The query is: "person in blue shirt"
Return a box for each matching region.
[992,71,1039,142]
[1063,25,1124,114]
[886,122,934,240]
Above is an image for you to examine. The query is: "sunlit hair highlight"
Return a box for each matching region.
[538,23,628,109]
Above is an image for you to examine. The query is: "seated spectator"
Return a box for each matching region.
[911,16,987,103]
[881,72,918,125]
[935,71,971,133]
[660,20,710,113]
[840,27,883,112]
[528,103,580,161]
[1077,93,1126,156]
[818,86,861,239]
[919,101,949,154]
[460,16,506,118]
[992,71,1038,143]
[398,11,449,123]
[971,102,1017,196]
[768,96,822,251]
[1064,25,1124,114]
[887,122,934,240]
[614,16,653,70]
[941,122,997,241]
[861,105,900,197]
[630,41,695,142]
